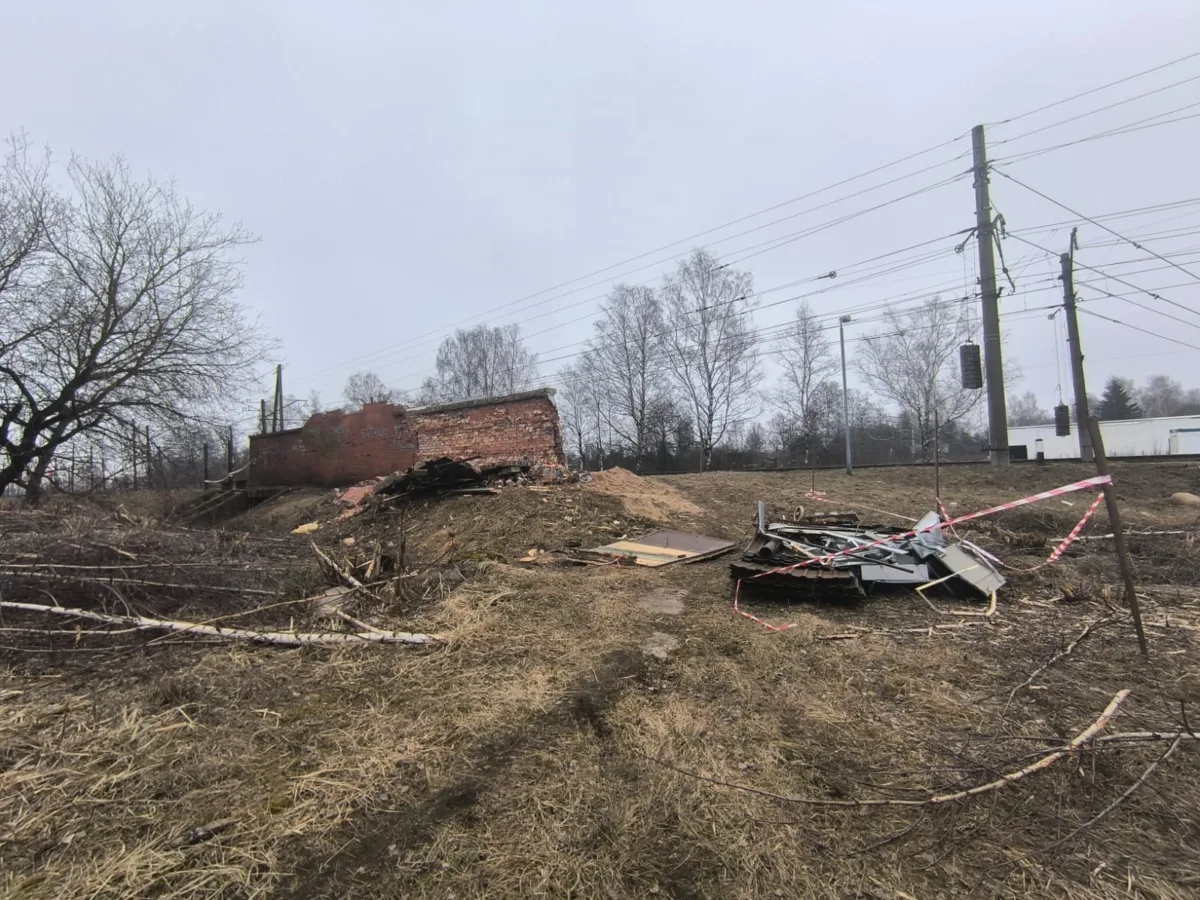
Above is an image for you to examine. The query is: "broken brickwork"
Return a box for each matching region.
[248,389,565,488]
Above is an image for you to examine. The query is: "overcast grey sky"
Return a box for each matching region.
[9,2,1200,430]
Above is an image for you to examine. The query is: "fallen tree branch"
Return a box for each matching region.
[818,621,995,640]
[643,690,1131,808]
[311,541,365,590]
[1007,615,1120,708]
[4,571,276,595]
[0,600,440,646]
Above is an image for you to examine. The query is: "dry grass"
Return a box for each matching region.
[2,463,1200,898]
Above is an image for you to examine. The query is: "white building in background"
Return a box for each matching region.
[1008,415,1200,459]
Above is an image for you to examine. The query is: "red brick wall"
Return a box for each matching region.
[248,391,565,488]
[411,395,565,470]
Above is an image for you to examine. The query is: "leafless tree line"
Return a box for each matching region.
[1,135,271,501]
[553,249,987,471]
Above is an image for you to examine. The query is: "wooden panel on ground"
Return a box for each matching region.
[587,530,736,567]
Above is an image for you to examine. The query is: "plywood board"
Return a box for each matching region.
[590,529,736,567]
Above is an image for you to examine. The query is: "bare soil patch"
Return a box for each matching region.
[586,467,705,522]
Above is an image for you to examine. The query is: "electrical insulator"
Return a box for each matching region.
[959,342,983,390]
[1054,403,1071,437]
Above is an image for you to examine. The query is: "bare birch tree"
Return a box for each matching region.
[588,284,664,471]
[0,147,270,501]
[660,249,759,470]
[773,301,838,463]
[555,361,592,467]
[430,324,539,401]
[855,297,980,462]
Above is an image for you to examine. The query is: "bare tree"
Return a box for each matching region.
[773,301,838,463]
[0,148,270,501]
[588,284,664,471]
[855,298,980,462]
[1136,374,1193,417]
[342,371,400,409]
[660,249,760,470]
[430,324,539,401]
[1008,391,1050,426]
[555,361,593,467]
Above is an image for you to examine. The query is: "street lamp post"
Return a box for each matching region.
[839,315,852,476]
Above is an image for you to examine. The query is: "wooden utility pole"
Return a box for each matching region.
[1060,239,1094,462]
[1086,418,1149,656]
[971,125,1010,466]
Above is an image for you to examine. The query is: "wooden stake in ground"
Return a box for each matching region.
[1086,417,1149,655]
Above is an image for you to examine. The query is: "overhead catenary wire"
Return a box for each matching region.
[990,102,1200,167]
[293,59,1200,394]
[274,52,1200,416]
[305,220,983,398]
[985,48,1200,127]
[994,169,1200,285]
[1003,231,1200,322]
[293,166,972,388]
[993,73,1200,145]
[1076,307,1200,352]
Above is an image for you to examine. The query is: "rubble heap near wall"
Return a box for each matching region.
[248,389,566,488]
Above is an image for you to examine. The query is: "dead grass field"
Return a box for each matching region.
[2,461,1199,899]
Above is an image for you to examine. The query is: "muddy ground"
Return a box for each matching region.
[2,461,1199,899]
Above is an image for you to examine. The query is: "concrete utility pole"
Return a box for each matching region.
[839,315,853,475]
[971,125,1009,466]
[1060,244,1095,462]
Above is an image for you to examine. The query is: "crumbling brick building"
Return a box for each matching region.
[248,389,566,488]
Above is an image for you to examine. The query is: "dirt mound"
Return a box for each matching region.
[585,468,703,522]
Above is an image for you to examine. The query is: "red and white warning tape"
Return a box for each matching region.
[735,474,1113,630]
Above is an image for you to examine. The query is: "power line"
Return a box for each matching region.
[306,215,978,397]
[1079,284,1200,333]
[1006,230,1200,322]
[987,49,1200,126]
[994,169,1200,285]
[995,73,1200,144]
[290,149,973,385]
[1076,307,1200,351]
[990,104,1200,166]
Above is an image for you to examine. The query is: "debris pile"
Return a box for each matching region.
[333,457,591,519]
[733,501,1005,599]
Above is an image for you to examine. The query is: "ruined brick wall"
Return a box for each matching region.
[410,394,566,470]
[248,390,565,488]
[248,401,418,488]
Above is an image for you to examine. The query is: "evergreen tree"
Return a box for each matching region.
[1095,377,1142,420]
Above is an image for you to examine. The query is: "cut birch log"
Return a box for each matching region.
[0,600,440,646]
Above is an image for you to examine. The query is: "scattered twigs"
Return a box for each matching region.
[1058,735,1184,842]
[0,599,440,646]
[642,690,1131,808]
[311,541,364,590]
[1006,614,1121,708]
